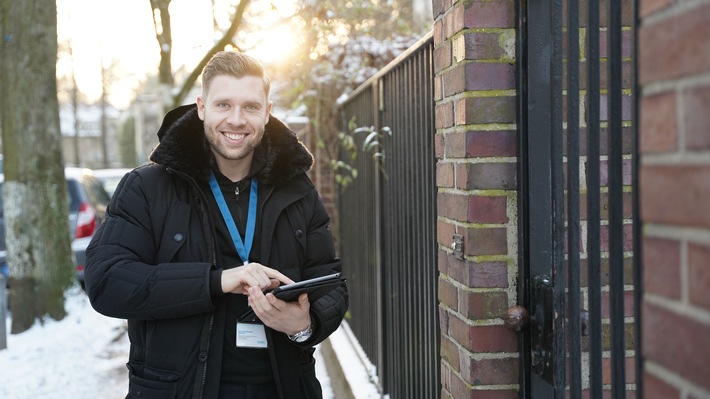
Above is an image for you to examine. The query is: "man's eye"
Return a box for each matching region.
[217,103,229,108]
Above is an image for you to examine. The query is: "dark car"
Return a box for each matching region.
[0,167,110,287]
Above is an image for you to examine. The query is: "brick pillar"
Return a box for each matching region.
[638,0,710,396]
[433,0,520,397]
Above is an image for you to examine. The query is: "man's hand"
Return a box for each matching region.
[246,287,311,335]
[220,263,294,294]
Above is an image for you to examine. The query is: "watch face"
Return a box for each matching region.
[295,334,310,343]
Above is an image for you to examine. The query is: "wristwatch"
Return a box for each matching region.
[287,320,313,343]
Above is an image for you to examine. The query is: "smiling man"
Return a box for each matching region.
[84,51,348,399]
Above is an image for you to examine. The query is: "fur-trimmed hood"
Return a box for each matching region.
[149,104,313,186]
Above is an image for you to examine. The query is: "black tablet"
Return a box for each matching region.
[270,272,345,302]
[238,272,345,322]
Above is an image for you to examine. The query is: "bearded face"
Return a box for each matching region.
[197,75,272,171]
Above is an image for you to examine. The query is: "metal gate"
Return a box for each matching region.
[338,33,439,398]
[516,0,641,396]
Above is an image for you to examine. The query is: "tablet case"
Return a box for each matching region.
[238,272,346,322]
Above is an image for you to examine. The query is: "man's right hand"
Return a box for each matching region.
[220,263,294,294]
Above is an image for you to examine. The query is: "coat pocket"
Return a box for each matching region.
[155,201,191,264]
[126,363,179,399]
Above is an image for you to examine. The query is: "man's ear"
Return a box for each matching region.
[196,96,206,121]
[265,101,273,123]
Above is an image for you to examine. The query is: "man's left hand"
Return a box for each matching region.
[246,286,311,335]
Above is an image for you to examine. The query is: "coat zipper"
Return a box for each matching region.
[167,167,217,399]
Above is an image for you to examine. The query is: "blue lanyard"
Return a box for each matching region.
[208,171,258,264]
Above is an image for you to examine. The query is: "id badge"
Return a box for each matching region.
[236,322,268,349]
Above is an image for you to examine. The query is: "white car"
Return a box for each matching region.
[92,168,132,197]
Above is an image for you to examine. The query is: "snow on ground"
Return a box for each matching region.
[0,285,334,399]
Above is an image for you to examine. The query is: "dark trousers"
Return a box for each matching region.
[218,382,279,399]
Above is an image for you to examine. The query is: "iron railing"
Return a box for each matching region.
[338,31,439,398]
[518,0,639,395]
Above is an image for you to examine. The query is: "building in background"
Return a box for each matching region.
[59,103,120,169]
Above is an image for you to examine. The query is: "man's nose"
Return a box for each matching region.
[226,107,246,126]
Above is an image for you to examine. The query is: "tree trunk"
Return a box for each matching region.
[0,0,75,333]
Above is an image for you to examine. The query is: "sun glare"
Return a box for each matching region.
[245,25,300,66]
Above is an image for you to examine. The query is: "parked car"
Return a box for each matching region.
[92,168,132,197]
[0,167,110,288]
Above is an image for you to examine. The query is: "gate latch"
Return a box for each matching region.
[452,234,464,260]
[531,275,554,383]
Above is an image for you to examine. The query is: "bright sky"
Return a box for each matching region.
[56,0,300,109]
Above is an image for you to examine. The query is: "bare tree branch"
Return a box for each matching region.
[171,0,251,107]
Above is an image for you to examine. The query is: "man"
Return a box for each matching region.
[85,51,348,399]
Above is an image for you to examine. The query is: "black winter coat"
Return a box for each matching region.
[84,104,348,399]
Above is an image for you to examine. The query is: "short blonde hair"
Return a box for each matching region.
[201,51,271,97]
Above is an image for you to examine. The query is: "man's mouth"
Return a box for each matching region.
[223,132,246,141]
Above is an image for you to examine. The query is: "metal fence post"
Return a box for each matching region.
[0,275,6,350]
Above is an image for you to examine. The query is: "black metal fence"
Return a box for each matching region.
[517,0,639,395]
[338,32,439,398]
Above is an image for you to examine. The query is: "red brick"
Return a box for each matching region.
[447,372,473,399]
[463,162,517,190]
[640,165,710,228]
[639,2,710,84]
[460,356,518,385]
[579,191,634,221]
[437,162,455,187]
[598,30,633,59]
[465,31,508,60]
[439,277,459,310]
[446,257,508,288]
[599,93,634,122]
[599,223,634,252]
[466,130,517,157]
[434,19,445,45]
[600,289,636,318]
[436,100,455,128]
[643,372,680,399]
[439,306,451,333]
[639,91,678,153]
[683,83,710,150]
[464,227,508,256]
[639,0,675,18]
[469,261,509,288]
[643,302,710,390]
[455,163,468,189]
[437,220,456,247]
[433,0,453,19]
[464,62,516,91]
[445,3,465,39]
[468,324,517,352]
[458,96,517,125]
[464,0,515,28]
[643,237,681,299]
[445,131,467,158]
[440,335,461,370]
[435,40,453,72]
[435,75,443,101]
[444,65,466,97]
[459,290,508,319]
[468,195,509,223]
[688,242,710,310]
[601,356,637,385]
[439,191,468,221]
[444,251,467,282]
[448,314,470,346]
[435,132,445,158]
